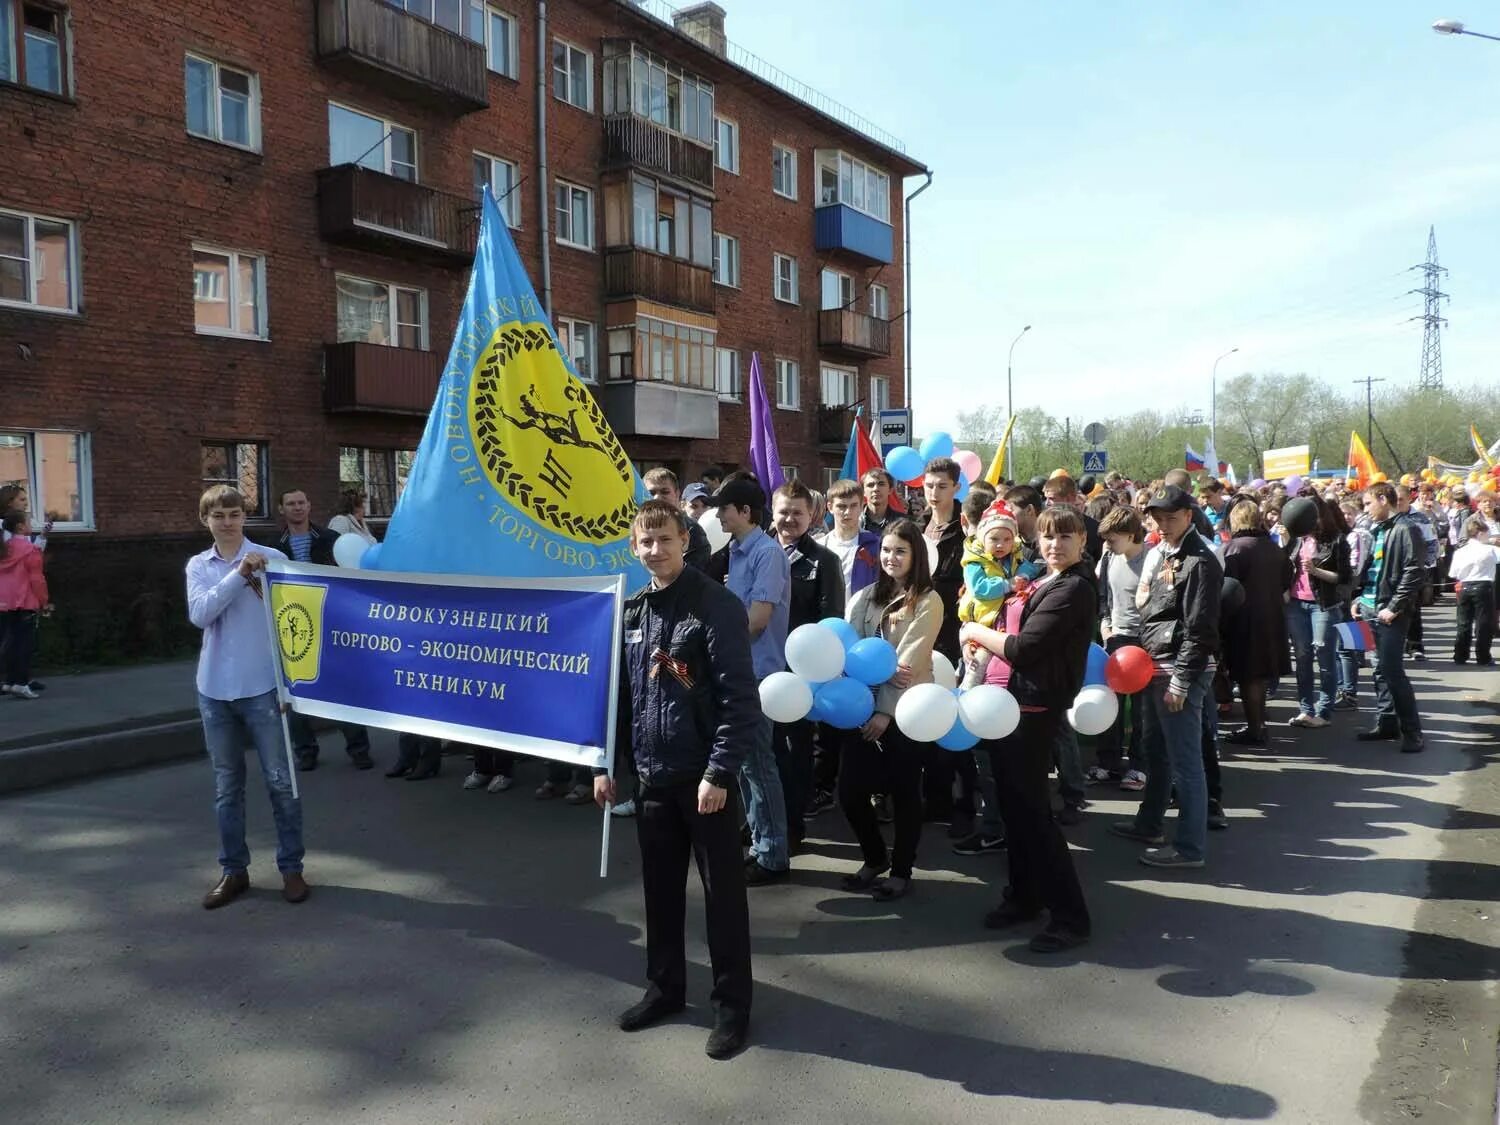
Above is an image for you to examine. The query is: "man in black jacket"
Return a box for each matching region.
[1111,485,1222,870]
[644,467,711,572]
[595,499,759,1059]
[1354,482,1427,752]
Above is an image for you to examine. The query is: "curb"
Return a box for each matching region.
[0,718,205,795]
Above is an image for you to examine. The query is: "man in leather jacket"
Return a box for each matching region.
[1354,483,1427,752]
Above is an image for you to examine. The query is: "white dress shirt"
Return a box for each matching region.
[186,539,287,701]
[1448,539,1500,585]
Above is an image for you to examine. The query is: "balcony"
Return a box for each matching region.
[316,164,478,263]
[604,247,716,314]
[819,308,892,359]
[600,381,719,441]
[814,203,894,266]
[817,404,858,447]
[603,114,714,192]
[323,342,441,415]
[314,0,488,113]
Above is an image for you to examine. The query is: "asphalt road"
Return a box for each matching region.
[2,615,1497,1124]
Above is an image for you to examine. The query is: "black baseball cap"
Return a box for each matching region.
[706,478,765,512]
[1144,484,1195,513]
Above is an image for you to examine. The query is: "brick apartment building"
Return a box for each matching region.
[0,0,927,662]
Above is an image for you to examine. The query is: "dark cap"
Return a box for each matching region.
[681,482,708,504]
[1143,484,1195,513]
[705,478,765,512]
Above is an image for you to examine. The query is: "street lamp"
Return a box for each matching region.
[1211,346,1238,451]
[1432,17,1500,40]
[1007,325,1031,421]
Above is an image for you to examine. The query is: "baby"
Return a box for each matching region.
[957,501,1042,686]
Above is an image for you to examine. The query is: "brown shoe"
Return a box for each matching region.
[282,872,310,904]
[202,872,250,910]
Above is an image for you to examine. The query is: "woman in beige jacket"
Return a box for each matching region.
[840,519,944,901]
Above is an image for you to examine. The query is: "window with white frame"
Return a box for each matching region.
[1,1,67,94]
[0,430,93,530]
[869,375,890,414]
[554,180,594,249]
[821,466,840,492]
[472,152,521,227]
[552,39,592,110]
[772,144,797,199]
[201,440,270,520]
[193,247,266,338]
[601,42,714,146]
[555,316,596,382]
[335,275,428,349]
[712,232,739,287]
[773,253,798,304]
[339,446,415,518]
[815,150,891,223]
[328,103,417,182]
[715,347,740,400]
[185,55,259,150]
[869,283,889,320]
[463,1,519,77]
[0,208,77,313]
[781,465,799,481]
[820,364,857,408]
[820,268,853,311]
[775,357,800,410]
[714,117,739,174]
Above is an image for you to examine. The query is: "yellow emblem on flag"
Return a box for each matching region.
[271,582,326,687]
[468,321,636,545]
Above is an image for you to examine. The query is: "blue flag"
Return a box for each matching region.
[374,189,644,581]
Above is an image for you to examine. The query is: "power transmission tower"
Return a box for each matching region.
[1408,225,1448,390]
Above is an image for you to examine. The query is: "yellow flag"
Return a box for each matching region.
[270,582,327,687]
[983,415,1019,486]
[1471,424,1494,467]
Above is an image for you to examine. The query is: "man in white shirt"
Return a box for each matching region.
[815,478,880,599]
[186,485,307,910]
[1450,516,1499,665]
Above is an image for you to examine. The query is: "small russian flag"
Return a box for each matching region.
[1335,619,1375,652]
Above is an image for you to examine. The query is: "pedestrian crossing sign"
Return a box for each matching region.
[1082,450,1108,474]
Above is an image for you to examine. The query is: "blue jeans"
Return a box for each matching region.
[1286,599,1340,719]
[198,691,304,875]
[1370,615,1422,737]
[1134,669,1212,862]
[738,714,789,871]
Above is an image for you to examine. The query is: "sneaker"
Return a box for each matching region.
[952,832,1006,856]
[1140,847,1204,869]
[0,684,12,695]
[1084,766,1112,785]
[1409,649,1426,661]
[805,789,836,818]
[462,770,491,790]
[610,798,637,817]
[1119,769,1147,792]
[1333,692,1358,711]
[486,773,513,793]
[1288,713,1316,728]
[9,684,39,700]
[564,782,594,804]
[1207,799,1230,831]
[1223,726,1265,746]
[1109,821,1165,845]
[1301,715,1329,729]
[534,780,565,799]
[744,861,790,886]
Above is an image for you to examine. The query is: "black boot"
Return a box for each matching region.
[385,734,420,778]
[405,738,443,781]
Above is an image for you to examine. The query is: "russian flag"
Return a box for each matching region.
[1335,619,1375,652]
[1185,445,1205,472]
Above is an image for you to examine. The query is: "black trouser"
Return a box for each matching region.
[839,726,924,878]
[393,732,442,772]
[637,779,752,1021]
[773,719,815,840]
[983,710,1091,934]
[920,742,977,820]
[811,723,840,795]
[1406,590,1426,651]
[472,745,515,777]
[1455,580,1495,664]
[289,713,370,762]
[1,610,37,686]
[1097,634,1145,774]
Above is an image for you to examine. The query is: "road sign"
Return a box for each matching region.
[878,409,911,456]
[1082,450,1108,474]
[1083,422,1108,446]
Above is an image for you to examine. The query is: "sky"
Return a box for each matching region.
[715,0,1500,437]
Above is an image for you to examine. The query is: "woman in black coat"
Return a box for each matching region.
[1221,499,1292,744]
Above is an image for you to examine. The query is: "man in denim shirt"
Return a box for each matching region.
[708,477,792,885]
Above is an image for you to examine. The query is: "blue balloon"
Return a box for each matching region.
[955,472,970,502]
[1084,642,1109,687]
[845,637,898,686]
[819,616,861,651]
[937,713,979,751]
[919,431,955,462]
[362,542,384,570]
[885,445,924,484]
[815,677,876,730]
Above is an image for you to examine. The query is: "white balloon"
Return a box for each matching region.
[785,623,846,683]
[332,533,370,568]
[759,672,814,724]
[958,685,1020,740]
[1068,684,1119,736]
[930,650,959,691]
[894,683,961,743]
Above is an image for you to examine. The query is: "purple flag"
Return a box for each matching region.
[747,351,785,493]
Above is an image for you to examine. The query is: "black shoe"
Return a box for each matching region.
[947,815,976,840]
[705,1014,749,1059]
[1028,926,1089,953]
[1223,726,1265,747]
[617,993,684,1032]
[1400,735,1426,754]
[384,761,414,778]
[1056,804,1086,826]
[1453,657,1468,665]
[1207,799,1230,831]
[744,861,790,887]
[350,751,374,770]
[982,901,1041,930]
[805,789,835,818]
[952,832,1007,856]
[1355,726,1399,742]
[296,754,318,772]
[405,760,441,780]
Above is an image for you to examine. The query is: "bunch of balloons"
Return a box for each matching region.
[332,535,382,569]
[1065,641,1155,736]
[760,620,907,731]
[882,431,981,504]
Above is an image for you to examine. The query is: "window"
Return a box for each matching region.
[815,150,892,223]
[335,275,428,349]
[1,2,65,94]
[714,117,739,174]
[611,176,712,266]
[463,1,519,77]
[869,283,889,320]
[772,144,797,199]
[614,316,716,388]
[773,253,798,304]
[820,364,857,408]
[339,447,414,518]
[869,375,890,414]
[552,40,591,110]
[711,232,739,287]
[328,103,417,182]
[185,55,260,150]
[715,347,740,400]
[0,208,77,313]
[390,0,463,32]
[554,180,594,250]
[555,316,595,382]
[821,467,840,492]
[193,247,266,338]
[775,358,800,410]
[820,268,853,311]
[781,465,799,481]
[201,441,270,520]
[473,152,520,227]
[0,430,93,530]
[601,43,714,146]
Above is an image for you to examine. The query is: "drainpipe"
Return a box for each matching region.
[536,0,553,317]
[902,170,932,415]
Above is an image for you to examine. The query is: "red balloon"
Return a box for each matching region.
[1104,645,1154,694]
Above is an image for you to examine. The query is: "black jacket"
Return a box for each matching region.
[684,519,711,572]
[611,566,761,790]
[1000,563,1098,710]
[784,532,845,630]
[276,523,338,565]
[926,514,966,661]
[1287,533,1352,609]
[1140,530,1222,696]
[1360,516,1427,618]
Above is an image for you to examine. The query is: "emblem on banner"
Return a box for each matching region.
[468,322,636,545]
[271,582,327,687]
